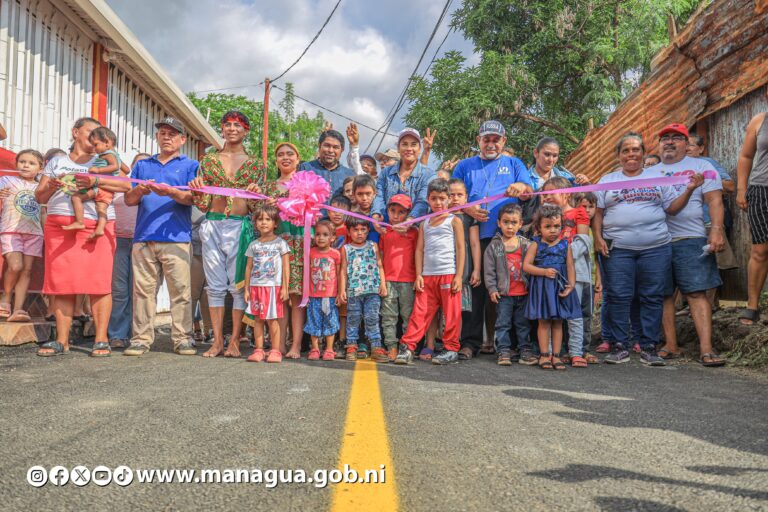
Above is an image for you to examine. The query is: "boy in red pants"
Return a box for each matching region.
[394,179,465,365]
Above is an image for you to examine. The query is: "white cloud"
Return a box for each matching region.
[105,0,476,151]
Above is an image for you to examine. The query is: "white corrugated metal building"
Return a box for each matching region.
[0,0,221,310]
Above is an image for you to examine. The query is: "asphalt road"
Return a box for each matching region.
[1,328,767,511]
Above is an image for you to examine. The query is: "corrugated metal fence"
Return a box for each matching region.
[0,0,93,153]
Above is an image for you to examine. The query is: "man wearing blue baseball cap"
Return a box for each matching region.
[452,120,532,359]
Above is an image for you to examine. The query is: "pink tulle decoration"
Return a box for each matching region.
[276,171,331,226]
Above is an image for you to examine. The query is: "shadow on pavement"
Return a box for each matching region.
[528,464,768,502]
[593,497,687,512]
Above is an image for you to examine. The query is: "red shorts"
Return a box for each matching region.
[94,188,114,205]
[247,286,284,320]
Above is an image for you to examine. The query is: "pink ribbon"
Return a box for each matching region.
[48,169,716,309]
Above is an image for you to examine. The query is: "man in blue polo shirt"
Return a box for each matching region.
[452,120,532,359]
[299,129,355,197]
[123,117,199,356]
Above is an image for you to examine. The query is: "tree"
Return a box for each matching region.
[405,0,700,164]
[187,86,324,177]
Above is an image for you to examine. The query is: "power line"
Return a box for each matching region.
[364,0,454,153]
[271,0,342,84]
[191,81,264,95]
[190,0,342,94]
[271,84,397,137]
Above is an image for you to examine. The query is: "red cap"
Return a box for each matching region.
[658,123,689,139]
[388,194,412,210]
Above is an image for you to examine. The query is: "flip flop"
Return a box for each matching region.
[658,348,682,360]
[7,309,31,322]
[700,352,726,367]
[0,302,11,318]
[37,341,69,357]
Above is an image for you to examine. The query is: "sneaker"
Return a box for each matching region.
[174,342,197,356]
[109,339,128,349]
[372,347,389,363]
[394,344,413,365]
[203,330,214,345]
[640,350,666,367]
[519,349,538,365]
[193,330,204,343]
[497,349,512,366]
[604,345,630,364]
[123,343,149,356]
[345,346,358,362]
[356,343,369,359]
[432,350,459,365]
[388,346,398,362]
[596,342,611,353]
[509,349,520,362]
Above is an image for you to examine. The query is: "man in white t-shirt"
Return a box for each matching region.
[645,123,726,367]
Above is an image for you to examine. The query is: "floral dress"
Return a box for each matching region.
[258,177,307,295]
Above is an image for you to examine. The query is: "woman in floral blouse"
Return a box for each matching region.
[259,142,309,358]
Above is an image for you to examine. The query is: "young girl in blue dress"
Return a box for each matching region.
[523,204,580,370]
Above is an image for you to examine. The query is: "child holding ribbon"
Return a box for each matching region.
[0,150,44,322]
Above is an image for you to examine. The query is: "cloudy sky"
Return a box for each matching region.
[105,0,477,154]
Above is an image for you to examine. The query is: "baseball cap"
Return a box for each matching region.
[374,148,400,162]
[478,120,506,137]
[397,127,421,144]
[387,194,412,210]
[658,123,689,139]
[155,116,185,135]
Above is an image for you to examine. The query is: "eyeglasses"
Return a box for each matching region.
[660,134,687,143]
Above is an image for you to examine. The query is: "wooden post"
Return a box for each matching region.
[262,78,270,165]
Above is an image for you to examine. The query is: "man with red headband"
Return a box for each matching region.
[188,110,266,358]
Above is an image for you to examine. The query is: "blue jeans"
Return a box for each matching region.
[602,244,671,351]
[346,294,382,348]
[494,295,531,352]
[108,237,133,341]
[567,283,585,357]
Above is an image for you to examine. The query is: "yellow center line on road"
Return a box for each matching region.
[330,359,398,512]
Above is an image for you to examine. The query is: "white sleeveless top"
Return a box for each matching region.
[422,214,456,276]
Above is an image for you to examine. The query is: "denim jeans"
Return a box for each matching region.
[580,283,593,351]
[494,295,531,352]
[107,237,133,341]
[602,244,671,351]
[346,294,382,347]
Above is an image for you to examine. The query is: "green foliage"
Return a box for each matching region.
[187,85,324,177]
[405,0,700,164]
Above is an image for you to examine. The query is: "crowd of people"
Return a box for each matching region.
[1,108,767,370]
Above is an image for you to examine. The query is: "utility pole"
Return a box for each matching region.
[262,78,270,165]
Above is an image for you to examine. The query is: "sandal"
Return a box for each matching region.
[458,346,473,360]
[571,355,588,368]
[267,349,283,363]
[700,352,726,367]
[419,347,434,361]
[0,302,11,318]
[7,309,31,322]
[247,348,265,362]
[739,308,760,326]
[552,356,567,371]
[90,342,111,357]
[307,348,321,361]
[584,353,600,364]
[37,341,69,357]
[538,352,553,370]
[322,350,335,361]
[658,348,682,360]
[595,342,611,353]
